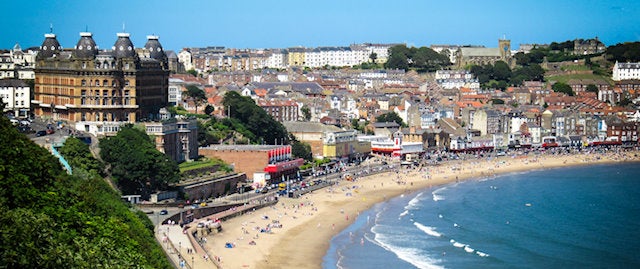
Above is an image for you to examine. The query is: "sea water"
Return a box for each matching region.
[323,162,640,269]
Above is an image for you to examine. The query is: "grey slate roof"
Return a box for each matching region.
[283,121,342,133]
[0,79,28,87]
[460,47,501,57]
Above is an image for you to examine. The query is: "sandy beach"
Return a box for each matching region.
[201,149,640,269]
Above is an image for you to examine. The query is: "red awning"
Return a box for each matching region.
[264,158,304,173]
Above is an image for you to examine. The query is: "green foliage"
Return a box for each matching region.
[0,118,65,209]
[179,157,226,172]
[290,134,312,161]
[470,61,544,89]
[491,98,505,105]
[606,42,640,62]
[186,69,198,77]
[618,98,632,107]
[59,137,104,177]
[184,85,207,114]
[586,84,599,93]
[204,104,215,115]
[352,62,383,70]
[376,111,406,127]
[301,105,311,121]
[385,45,451,72]
[552,82,575,96]
[99,124,179,198]
[549,40,575,51]
[0,116,171,268]
[222,91,289,145]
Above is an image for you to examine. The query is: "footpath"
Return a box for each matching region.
[157,200,277,269]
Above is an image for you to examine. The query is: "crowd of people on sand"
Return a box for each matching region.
[177,146,640,268]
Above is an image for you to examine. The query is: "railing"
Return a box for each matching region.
[50,144,72,174]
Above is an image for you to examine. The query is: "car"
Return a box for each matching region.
[159,209,168,215]
[36,130,47,137]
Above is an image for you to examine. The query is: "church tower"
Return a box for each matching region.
[498,38,511,61]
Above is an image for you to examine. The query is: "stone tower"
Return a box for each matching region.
[498,38,511,61]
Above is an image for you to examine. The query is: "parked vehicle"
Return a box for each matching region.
[36,130,47,137]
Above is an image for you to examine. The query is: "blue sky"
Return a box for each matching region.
[2,0,639,52]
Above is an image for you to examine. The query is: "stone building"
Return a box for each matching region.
[456,39,512,68]
[33,31,170,134]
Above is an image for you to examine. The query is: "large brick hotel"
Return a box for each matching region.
[32,31,169,134]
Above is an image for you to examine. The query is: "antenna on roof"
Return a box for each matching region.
[122,22,126,32]
[49,23,53,33]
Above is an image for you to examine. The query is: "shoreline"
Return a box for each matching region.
[201,149,640,269]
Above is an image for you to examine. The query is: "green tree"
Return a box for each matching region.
[369,52,377,63]
[59,137,103,177]
[290,134,312,161]
[204,104,215,115]
[385,44,450,72]
[222,91,289,145]
[186,68,198,77]
[0,117,171,269]
[586,84,599,93]
[385,45,411,70]
[606,42,640,62]
[99,125,179,198]
[184,85,207,114]
[301,105,311,121]
[376,111,405,127]
[552,82,575,96]
[492,61,512,81]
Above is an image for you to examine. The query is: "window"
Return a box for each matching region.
[125,80,130,86]
[95,80,100,86]
[81,80,87,86]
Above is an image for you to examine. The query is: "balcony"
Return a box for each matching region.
[77,104,139,109]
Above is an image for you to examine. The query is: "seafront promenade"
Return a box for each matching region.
[160,148,640,269]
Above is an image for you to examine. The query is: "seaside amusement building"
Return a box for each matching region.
[199,144,304,187]
[33,31,170,134]
[358,130,424,159]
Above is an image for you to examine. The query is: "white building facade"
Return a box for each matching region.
[612,61,640,81]
[1,79,30,117]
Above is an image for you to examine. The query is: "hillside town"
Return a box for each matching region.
[2,31,640,199]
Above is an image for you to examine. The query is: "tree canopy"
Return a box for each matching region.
[222,91,289,145]
[376,111,405,127]
[59,136,104,178]
[184,85,207,114]
[99,124,180,199]
[289,134,312,162]
[606,42,640,62]
[385,45,451,72]
[552,82,575,96]
[469,61,544,90]
[0,116,171,268]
